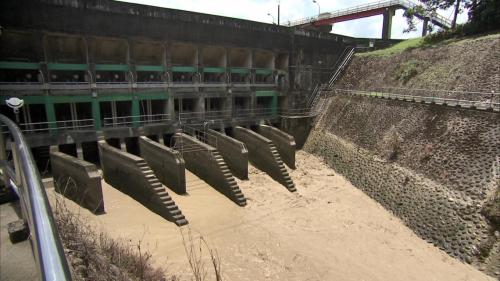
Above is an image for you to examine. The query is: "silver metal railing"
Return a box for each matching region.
[0,114,72,281]
[102,113,171,127]
[331,88,500,111]
[288,0,451,28]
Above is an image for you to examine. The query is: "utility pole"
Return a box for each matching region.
[277,1,280,25]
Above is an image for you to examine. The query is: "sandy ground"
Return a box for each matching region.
[49,151,495,281]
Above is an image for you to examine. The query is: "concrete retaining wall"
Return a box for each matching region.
[173,133,246,206]
[138,136,186,194]
[280,116,315,149]
[98,141,188,226]
[305,130,493,265]
[206,129,248,180]
[50,151,104,214]
[233,126,296,192]
[257,125,296,169]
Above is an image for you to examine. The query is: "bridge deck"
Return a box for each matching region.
[289,0,451,29]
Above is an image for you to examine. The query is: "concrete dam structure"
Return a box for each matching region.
[1,0,497,280]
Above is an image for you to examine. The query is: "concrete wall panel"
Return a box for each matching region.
[50,151,104,214]
[280,116,315,149]
[207,129,248,180]
[174,133,246,206]
[98,141,188,226]
[138,136,186,194]
[257,125,296,169]
[233,126,296,192]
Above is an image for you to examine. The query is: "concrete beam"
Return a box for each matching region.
[256,125,296,169]
[50,151,104,214]
[206,129,248,180]
[233,126,296,192]
[98,140,188,226]
[382,8,395,40]
[173,133,246,206]
[138,136,186,194]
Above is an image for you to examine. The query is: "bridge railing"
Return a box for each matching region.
[0,114,72,281]
[288,0,451,28]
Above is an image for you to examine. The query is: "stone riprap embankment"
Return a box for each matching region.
[306,94,499,274]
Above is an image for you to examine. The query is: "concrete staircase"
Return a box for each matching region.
[136,161,188,226]
[269,143,296,192]
[212,151,247,206]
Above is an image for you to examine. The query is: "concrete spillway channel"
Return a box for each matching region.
[233,126,296,192]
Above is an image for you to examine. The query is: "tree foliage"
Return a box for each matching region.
[404,0,500,35]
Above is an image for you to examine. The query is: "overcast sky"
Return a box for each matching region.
[115,0,468,39]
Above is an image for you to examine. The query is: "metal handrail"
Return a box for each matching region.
[0,114,72,280]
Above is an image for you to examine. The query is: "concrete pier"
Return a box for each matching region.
[50,151,105,214]
[139,136,186,194]
[173,133,247,206]
[256,125,296,169]
[206,129,249,180]
[233,126,296,192]
[98,141,188,226]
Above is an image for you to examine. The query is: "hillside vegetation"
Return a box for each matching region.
[339,33,500,92]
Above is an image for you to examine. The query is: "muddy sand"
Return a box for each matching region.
[49,151,494,281]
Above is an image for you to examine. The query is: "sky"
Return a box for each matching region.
[115,0,469,39]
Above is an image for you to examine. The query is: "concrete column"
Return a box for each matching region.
[422,18,430,37]
[119,138,127,152]
[167,96,175,121]
[76,142,84,160]
[382,8,395,39]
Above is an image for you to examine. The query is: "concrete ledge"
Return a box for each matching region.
[98,141,188,226]
[233,126,296,192]
[257,125,296,169]
[139,136,186,194]
[50,151,105,214]
[207,129,248,180]
[173,133,246,206]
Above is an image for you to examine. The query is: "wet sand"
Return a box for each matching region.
[49,151,494,281]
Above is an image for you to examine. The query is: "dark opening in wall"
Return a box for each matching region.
[59,143,77,158]
[0,69,41,83]
[181,98,195,112]
[203,72,224,83]
[49,71,87,83]
[172,72,193,83]
[234,97,250,110]
[137,71,163,82]
[139,99,166,123]
[255,74,274,84]
[256,96,273,109]
[125,137,139,156]
[106,138,121,149]
[100,101,112,126]
[32,146,51,176]
[96,71,126,83]
[230,73,250,83]
[54,103,72,127]
[82,141,100,165]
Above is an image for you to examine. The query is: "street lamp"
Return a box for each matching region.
[312,0,320,16]
[267,13,275,24]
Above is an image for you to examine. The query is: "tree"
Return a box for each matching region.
[404,0,470,32]
[404,0,500,34]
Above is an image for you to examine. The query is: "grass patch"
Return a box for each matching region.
[394,60,420,84]
[357,38,424,57]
